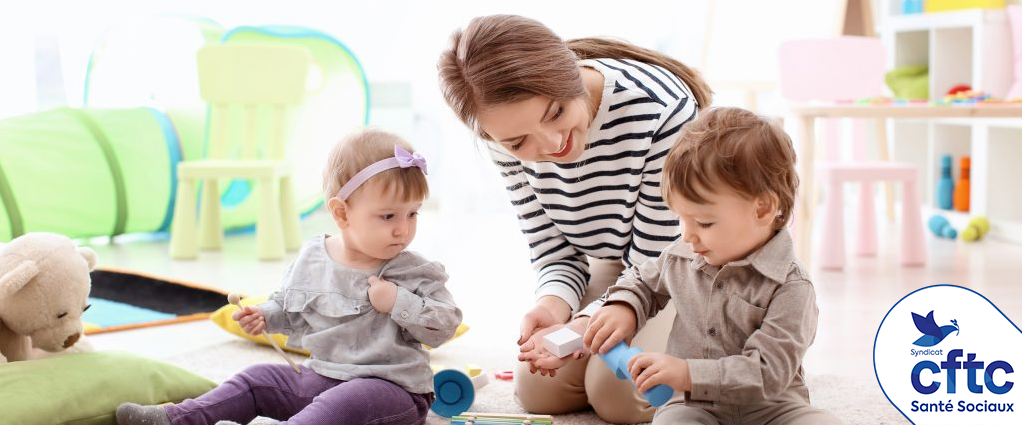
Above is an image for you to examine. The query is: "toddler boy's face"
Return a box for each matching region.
[668,187,775,266]
[344,182,422,261]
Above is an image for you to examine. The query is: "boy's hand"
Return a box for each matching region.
[367,276,398,313]
[518,319,589,376]
[628,352,691,393]
[232,306,266,336]
[584,302,637,355]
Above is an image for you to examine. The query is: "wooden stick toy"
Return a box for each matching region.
[228,293,301,374]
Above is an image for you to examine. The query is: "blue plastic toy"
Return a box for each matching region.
[431,369,489,418]
[902,0,924,14]
[599,342,675,407]
[937,155,955,210]
[928,215,957,239]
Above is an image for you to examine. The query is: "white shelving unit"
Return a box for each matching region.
[878,3,1022,243]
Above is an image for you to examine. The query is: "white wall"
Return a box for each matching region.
[0,0,850,213]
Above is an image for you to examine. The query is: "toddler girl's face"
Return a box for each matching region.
[668,187,776,266]
[344,183,422,261]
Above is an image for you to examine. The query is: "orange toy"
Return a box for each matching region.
[953,156,971,212]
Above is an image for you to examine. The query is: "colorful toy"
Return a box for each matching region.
[452,412,554,424]
[925,0,1007,14]
[953,156,971,211]
[884,65,928,100]
[939,89,1002,104]
[937,155,955,210]
[228,293,300,374]
[542,327,583,358]
[928,215,958,239]
[494,370,514,381]
[599,342,675,407]
[432,366,491,417]
[961,216,991,242]
[902,0,925,14]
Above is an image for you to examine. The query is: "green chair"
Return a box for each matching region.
[170,44,308,260]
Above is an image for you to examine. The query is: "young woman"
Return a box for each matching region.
[437,14,712,423]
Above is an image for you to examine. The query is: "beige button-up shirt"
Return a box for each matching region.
[602,230,817,406]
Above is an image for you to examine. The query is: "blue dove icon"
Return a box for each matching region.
[912,311,959,347]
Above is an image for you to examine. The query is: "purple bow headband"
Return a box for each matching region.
[336,145,428,200]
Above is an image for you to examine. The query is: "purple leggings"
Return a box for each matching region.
[165,364,432,425]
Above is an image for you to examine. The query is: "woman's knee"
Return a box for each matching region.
[514,360,589,414]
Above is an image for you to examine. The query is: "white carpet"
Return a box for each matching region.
[162,338,908,425]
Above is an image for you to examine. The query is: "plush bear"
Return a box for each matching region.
[0,232,96,362]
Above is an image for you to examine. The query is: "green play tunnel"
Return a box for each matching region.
[0,107,179,240]
[0,22,369,243]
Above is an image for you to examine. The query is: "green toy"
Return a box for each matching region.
[885,65,929,100]
[961,217,990,242]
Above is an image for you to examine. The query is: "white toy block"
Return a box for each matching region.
[542,327,583,358]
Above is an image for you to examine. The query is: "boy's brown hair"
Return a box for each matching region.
[662,107,798,229]
[322,129,429,204]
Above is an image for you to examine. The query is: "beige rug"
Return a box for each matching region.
[164,339,908,425]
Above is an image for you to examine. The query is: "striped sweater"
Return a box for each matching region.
[489,58,699,313]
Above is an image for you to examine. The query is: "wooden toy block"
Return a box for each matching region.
[466,363,483,377]
[542,327,583,358]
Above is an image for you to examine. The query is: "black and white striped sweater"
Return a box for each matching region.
[489,58,699,313]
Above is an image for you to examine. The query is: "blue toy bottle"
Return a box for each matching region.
[937,155,954,210]
[902,0,923,14]
[927,215,957,239]
[599,342,675,407]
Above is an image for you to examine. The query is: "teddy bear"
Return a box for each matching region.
[0,232,96,362]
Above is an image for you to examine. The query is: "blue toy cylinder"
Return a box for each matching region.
[937,155,954,210]
[599,342,675,407]
[927,215,956,239]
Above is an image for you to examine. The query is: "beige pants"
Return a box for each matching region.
[653,397,844,425]
[515,258,678,424]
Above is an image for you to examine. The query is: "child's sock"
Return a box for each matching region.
[115,403,171,425]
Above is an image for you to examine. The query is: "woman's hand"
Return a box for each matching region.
[232,305,266,336]
[628,353,691,393]
[367,276,398,313]
[518,318,589,377]
[583,302,637,355]
[517,296,571,345]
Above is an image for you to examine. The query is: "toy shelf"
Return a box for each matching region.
[892,119,1022,243]
[879,2,1022,244]
[881,8,1013,99]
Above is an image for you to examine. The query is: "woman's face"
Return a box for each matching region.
[475,95,592,163]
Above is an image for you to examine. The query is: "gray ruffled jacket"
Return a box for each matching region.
[259,234,462,394]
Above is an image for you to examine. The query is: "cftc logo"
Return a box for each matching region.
[912,311,959,347]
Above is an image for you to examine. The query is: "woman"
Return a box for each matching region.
[438,14,711,423]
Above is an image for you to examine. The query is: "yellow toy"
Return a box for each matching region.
[961,217,990,242]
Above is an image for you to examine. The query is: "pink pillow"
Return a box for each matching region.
[1009,6,1022,100]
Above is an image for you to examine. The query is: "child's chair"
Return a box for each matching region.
[169,44,309,260]
[779,37,925,269]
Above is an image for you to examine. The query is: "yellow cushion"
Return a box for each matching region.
[209,296,468,354]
